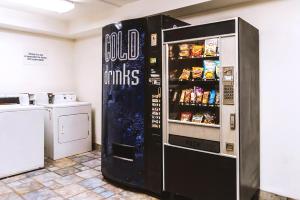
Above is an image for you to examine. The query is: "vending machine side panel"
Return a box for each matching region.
[144,15,189,195]
[238,18,260,200]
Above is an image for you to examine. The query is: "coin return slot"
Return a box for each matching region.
[226,143,234,152]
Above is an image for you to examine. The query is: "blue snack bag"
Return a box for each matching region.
[209,89,216,105]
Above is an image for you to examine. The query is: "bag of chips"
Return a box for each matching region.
[184,89,192,103]
[209,90,216,105]
[215,91,220,105]
[179,69,191,81]
[179,44,190,58]
[179,90,186,103]
[172,91,178,102]
[191,44,204,58]
[202,91,210,105]
[195,87,203,104]
[192,113,204,123]
[190,90,196,104]
[180,112,192,122]
[179,44,189,51]
[192,67,204,79]
[169,69,178,81]
[215,60,221,79]
[203,60,216,80]
[204,38,218,57]
[203,112,216,124]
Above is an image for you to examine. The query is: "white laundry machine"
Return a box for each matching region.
[39,93,92,160]
[0,95,44,178]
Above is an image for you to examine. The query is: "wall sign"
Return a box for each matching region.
[23,51,48,65]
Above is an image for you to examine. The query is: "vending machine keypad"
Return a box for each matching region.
[223,67,234,105]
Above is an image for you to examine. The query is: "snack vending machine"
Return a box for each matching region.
[101,15,188,194]
[162,18,260,200]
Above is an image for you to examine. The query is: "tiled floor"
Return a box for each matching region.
[0,151,292,200]
[0,151,157,200]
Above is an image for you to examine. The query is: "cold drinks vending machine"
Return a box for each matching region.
[162,18,260,200]
[101,15,188,195]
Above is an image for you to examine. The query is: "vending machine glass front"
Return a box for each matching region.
[166,38,222,153]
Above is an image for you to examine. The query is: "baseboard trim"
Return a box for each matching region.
[260,190,293,200]
[93,143,101,151]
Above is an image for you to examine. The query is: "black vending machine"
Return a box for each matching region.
[162,18,260,200]
[101,15,188,195]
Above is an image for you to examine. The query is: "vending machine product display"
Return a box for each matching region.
[162,18,260,200]
[101,15,188,194]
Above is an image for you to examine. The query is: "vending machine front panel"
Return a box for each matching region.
[102,17,147,188]
[162,18,260,200]
[165,36,227,154]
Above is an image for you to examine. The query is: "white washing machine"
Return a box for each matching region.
[38,93,92,160]
[0,95,44,178]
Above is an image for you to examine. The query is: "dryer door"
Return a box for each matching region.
[58,113,89,143]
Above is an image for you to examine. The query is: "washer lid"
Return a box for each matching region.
[0,105,45,112]
[39,102,91,108]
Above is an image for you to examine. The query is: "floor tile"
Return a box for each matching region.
[260,191,288,200]
[92,187,106,195]
[54,167,80,176]
[120,191,158,200]
[97,174,105,180]
[55,175,83,186]
[47,197,64,200]
[0,185,13,195]
[91,151,101,156]
[72,156,95,163]
[99,190,115,198]
[47,167,60,172]
[76,169,100,179]
[81,152,100,159]
[8,178,43,195]
[94,166,101,171]
[54,184,87,198]
[41,180,63,190]
[53,158,77,168]
[73,164,90,171]
[82,159,101,168]
[1,174,27,184]
[68,191,103,200]
[22,188,60,200]
[106,194,125,200]
[102,184,123,194]
[25,169,49,178]
[0,192,23,200]
[79,177,106,190]
[33,172,61,183]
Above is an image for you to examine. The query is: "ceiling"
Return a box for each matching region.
[0,0,256,39]
[0,0,138,22]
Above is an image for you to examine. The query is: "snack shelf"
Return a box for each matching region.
[169,56,219,62]
[169,79,219,85]
[176,103,220,108]
[168,57,220,71]
[168,119,220,128]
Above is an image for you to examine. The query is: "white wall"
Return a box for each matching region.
[0,28,75,94]
[73,36,102,145]
[0,0,294,198]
